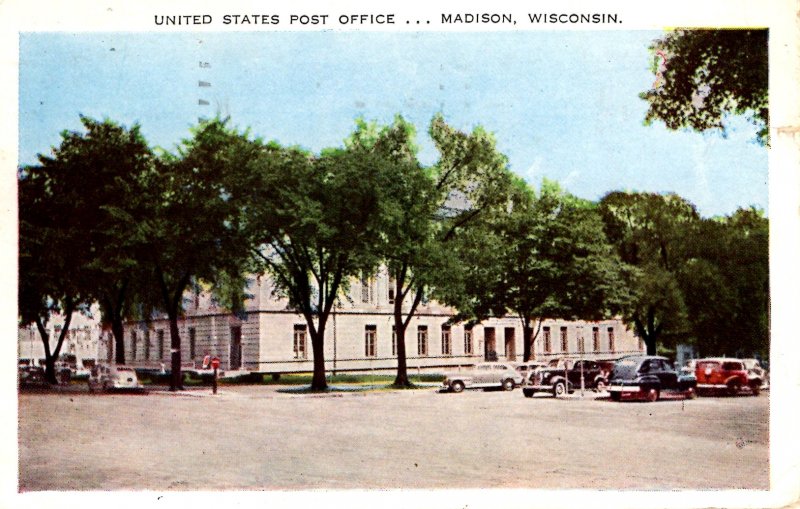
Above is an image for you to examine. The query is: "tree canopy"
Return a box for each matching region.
[449,180,632,361]
[641,29,768,145]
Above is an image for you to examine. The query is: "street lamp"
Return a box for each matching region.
[578,325,585,397]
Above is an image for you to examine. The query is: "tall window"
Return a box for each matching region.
[464,326,473,355]
[560,327,568,352]
[360,272,374,304]
[131,331,138,361]
[392,326,397,356]
[417,325,428,356]
[189,327,196,359]
[543,327,551,353]
[365,325,377,357]
[608,327,615,352]
[293,324,307,359]
[441,325,452,355]
[157,330,165,360]
[638,335,644,352]
[592,327,600,352]
[144,330,151,360]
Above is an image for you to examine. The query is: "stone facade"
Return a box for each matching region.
[103,270,644,374]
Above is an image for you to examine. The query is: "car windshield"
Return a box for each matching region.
[610,358,639,379]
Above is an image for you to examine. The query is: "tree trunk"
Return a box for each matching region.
[36,304,73,385]
[645,336,657,356]
[393,299,410,387]
[43,356,58,385]
[309,318,328,391]
[522,324,534,362]
[634,314,659,356]
[168,309,183,391]
[112,314,126,365]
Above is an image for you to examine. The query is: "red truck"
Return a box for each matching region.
[694,358,761,396]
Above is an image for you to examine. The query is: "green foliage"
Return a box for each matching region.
[599,191,768,358]
[449,179,631,360]
[18,116,155,377]
[641,29,768,145]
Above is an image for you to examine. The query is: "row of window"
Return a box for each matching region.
[541,326,616,354]
[130,328,198,361]
[293,324,473,359]
[293,324,621,359]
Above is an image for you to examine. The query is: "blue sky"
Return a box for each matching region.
[18,31,767,217]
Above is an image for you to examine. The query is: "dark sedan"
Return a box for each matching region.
[607,355,697,402]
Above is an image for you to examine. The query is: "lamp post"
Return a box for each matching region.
[578,325,585,397]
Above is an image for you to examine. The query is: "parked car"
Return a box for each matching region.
[19,365,48,388]
[694,358,760,396]
[522,358,608,397]
[741,358,769,391]
[88,364,142,392]
[607,355,697,402]
[441,362,524,393]
[514,361,548,377]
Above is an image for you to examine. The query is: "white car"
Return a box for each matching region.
[88,364,142,392]
[442,362,524,393]
[741,358,769,390]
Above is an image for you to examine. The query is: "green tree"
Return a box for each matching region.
[450,180,631,362]
[678,208,769,358]
[641,29,768,145]
[52,117,156,364]
[136,118,254,390]
[238,138,386,391]
[350,115,515,386]
[18,143,90,383]
[598,191,699,354]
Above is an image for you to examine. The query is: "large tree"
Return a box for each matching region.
[598,191,699,354]
[677,208,769,358]
[349,115,515,386]
[449,180,632,361]
[136,119,254,390]
[18,136,91,383]
[46,117,156,365]
[640,29,768,145]
[238,137,386,391]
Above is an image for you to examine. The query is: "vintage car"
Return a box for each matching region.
[695,358,761,396]
[88,364,142,392]
[607,355,697,402]
[514,361,548,377]
[522,358,608,397]
[441,362,524,393]
[19,365,48,388]
[742,358,769,391]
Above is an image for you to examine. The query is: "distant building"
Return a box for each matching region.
[101,269,644,374]
[18,305,104,368]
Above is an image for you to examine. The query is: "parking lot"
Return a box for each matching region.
[18,385,769,491]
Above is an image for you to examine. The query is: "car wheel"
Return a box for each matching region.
[595,379,607,392]
[727,381,741,397]
[523,388,534,398]
[685,387,697,399]
[502,379,515,391]
[750,383,761,396]
[553,382,566,398]
[610,391,622,402]
[451,381,465,393]
[645,387,660,402]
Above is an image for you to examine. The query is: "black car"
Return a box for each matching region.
[19,366,48,388]
[522,358,608,397]
[607,355,697,402]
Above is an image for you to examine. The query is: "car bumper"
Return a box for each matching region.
[525,384,553,391]
[608,384,641,393]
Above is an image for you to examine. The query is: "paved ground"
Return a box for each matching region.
[17,385,769,491]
